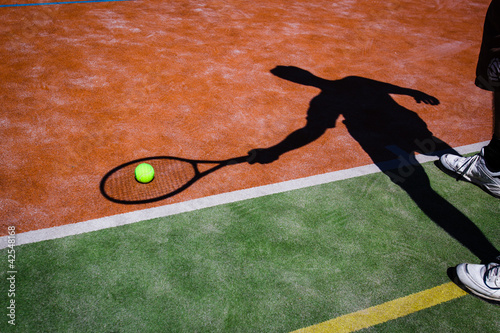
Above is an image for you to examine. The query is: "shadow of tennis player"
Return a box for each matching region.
[249,65,499,263]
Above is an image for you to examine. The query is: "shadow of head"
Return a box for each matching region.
[271,65,326,87]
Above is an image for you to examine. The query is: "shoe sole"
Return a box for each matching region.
[462,284,500,302]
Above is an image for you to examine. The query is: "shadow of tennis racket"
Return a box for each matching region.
[100,154,252,204]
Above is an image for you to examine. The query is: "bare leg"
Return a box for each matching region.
[494,91,500,139]
[483,91,500,172]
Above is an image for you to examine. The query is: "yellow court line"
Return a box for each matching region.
[291,282,468,333]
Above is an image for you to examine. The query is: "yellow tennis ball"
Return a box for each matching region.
[135,163,155,183]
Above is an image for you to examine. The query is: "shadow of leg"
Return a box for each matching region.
[384,158,500,263]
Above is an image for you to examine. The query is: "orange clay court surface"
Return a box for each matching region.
[0,0,494,235]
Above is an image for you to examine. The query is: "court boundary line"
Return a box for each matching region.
[0,0,131,8]
[0,141,488,249]
[290,282,468,333]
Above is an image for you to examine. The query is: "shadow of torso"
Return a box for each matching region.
[306,76,433,163]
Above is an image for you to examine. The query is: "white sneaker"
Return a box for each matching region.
[439,148,500,197]
[456,263,500,301]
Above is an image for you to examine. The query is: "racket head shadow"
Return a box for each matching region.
[100,156,199,204]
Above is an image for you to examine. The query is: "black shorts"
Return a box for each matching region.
[476,0,500,91]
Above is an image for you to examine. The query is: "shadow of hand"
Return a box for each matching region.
[247,148,280,164]
[411,91,440,105]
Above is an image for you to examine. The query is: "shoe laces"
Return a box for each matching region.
[484,263,500,289]
[455,153,481,181]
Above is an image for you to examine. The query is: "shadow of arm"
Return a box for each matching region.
[249,124,327,164]
[379,81,440,106]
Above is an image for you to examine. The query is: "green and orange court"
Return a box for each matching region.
[1,0,499,332]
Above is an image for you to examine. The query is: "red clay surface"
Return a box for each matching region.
[0,0,494,235]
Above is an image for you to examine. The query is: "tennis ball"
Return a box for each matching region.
[135,163,155,183]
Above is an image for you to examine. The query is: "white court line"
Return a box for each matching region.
[0,141,488,249]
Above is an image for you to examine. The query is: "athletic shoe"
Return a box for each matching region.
[456,263,500,301]
[439,148,500,197]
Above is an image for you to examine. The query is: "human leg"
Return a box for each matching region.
[483,91,500,171]
[439,74,500,196]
